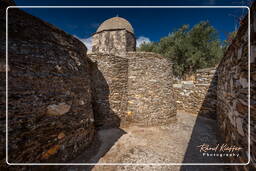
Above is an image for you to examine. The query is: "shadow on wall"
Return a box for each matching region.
[197,71,218,120]
[88,59,122,129]
[181,2,255,169]
[180,69,229,171]
[62,59,126,170]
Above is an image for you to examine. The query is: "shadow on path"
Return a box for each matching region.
[61,59,127,171]
[62,128,126,171]
[180,70,229,171]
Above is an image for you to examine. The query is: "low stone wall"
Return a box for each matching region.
[88,53,128,127]
[173,67,217,119]
[216,2,256,170]
[0,6,95,164]
[126,52,177,126]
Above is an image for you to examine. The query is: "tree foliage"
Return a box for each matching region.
[138,21,224,77]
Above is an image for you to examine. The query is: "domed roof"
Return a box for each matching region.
[96,16,134,34]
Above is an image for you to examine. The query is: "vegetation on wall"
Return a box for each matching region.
[223,31,237,49]
[138,21,227,77]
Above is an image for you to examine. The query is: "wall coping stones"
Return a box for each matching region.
[127,52,165,59]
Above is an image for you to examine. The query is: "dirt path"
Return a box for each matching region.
[64,111,228,171]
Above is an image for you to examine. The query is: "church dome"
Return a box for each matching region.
[96,16,134,34]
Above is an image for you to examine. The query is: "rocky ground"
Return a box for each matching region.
[62,111,230,171]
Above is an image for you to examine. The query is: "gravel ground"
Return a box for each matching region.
[63,111,229,171]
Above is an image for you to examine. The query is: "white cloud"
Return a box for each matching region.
[80,37,93,52]
[136,36,151,48]
[74,35,92,52]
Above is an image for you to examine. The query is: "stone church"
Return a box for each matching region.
[88,16,177,127]
[92,16,136,56]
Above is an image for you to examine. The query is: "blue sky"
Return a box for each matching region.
[12,0,251,50]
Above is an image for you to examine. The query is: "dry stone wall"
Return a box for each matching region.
[0,6,95,164]
[88,52,177,126]
[88,53,128,127]
[126,52,177,126]
[173,67,217,119]
[4,1,256,169]
[216,3,256,170]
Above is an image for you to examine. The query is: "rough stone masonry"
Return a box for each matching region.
[216,2,256,170]
[0,3,95,164]
[0,1,177,165]
[92,16,136,56]
[89,16,177,127]
[1,0,255,170]
[173,67,218,119]
[172,3,256,169]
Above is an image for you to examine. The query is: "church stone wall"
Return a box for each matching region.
[125,52,177,126]
[216,3,256,170]
[92,30,135,56]
[88,52,177,126]
[126,31,136,52]
[88,53,129,127]
[0,7,95,164]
